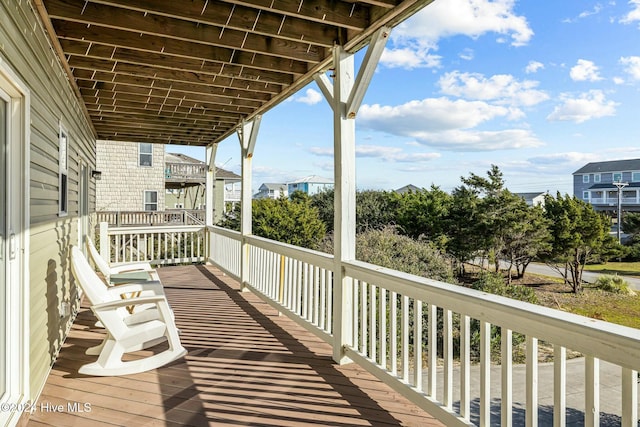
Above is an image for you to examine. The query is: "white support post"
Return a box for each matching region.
[205,143,218,227]
[316,33,389,364]
[329,45,356,364]
[99,222,109,262]
[238,116,261,292]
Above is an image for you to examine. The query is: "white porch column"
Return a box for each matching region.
[315,28,390,364]
[205,143,218,227]
[238,116,261,292]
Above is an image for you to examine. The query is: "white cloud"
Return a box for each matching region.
[295,88,323,105]
[437,71,549,106]
[528,152,598,166]
[393,0,533,47]
[620,0,640,26]
[358,98,543,151]
[563,4,604,23]
[380,47,441,69]
[459,48,475,61]
[309,145,440,163]
[360,97,513,133]
[620,56,640,80]
[570,59,603,82]
[380,0,533,69]
[547,90,618,123]
[525,61,544,74]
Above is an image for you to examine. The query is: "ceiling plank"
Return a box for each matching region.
[92,0,341,47]
[55,23,308,76]
[221,0,370,30]
[46,0,325,63]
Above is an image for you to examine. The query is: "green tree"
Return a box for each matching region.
[393,185,451,245]
[498,203,552,281]
[541,193,610,293]
[310,189,398,234]
[216,196,326,249]
[253,196,326,249]
[622,212,640,236]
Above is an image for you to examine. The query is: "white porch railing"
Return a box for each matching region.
[98,223,640,426]
[99,223,205,265]
[206,226,640,427]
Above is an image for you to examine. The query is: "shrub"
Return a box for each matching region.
[595,274,635,295]
[469,272,538,361]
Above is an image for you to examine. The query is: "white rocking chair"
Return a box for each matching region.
[86,237,160,284]
[70,246,187,376]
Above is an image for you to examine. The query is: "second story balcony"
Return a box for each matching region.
[33,222,639,427]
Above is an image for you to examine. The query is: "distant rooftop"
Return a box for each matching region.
[290,175,334,184]
[573,158,640,174]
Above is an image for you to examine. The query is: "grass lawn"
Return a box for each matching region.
[514,274,640,330]
[583,261,640,277]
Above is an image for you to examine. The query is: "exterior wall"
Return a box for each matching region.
[308,182,333,195]
[1,0,96,408]
[96,140,165,211]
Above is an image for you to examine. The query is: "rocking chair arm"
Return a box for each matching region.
[110,262,154,274]
[92,295,166,312]
[108,281,165,296]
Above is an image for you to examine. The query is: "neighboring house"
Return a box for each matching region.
[254,183,288,199]
[96,147,240,221]
[1,3,98,424]
[573,159,640,213]
[516,192,546,207]
[96,140,165,211]
[395,184,422,194]
[164,152,240,222]
[288,175,334,196]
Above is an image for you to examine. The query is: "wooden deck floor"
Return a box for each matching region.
[27,265,443,427]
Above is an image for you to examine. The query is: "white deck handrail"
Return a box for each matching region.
[100,223,640,426]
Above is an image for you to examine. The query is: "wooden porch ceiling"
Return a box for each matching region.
[34,0,434,147]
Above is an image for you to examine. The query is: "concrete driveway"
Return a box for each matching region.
[432,357,640,426]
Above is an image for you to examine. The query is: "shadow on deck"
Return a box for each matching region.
[27,264,442,427]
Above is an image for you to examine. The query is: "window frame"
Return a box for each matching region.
[632,172,640,182]
[594,174,601,183]
[583,191,589,200]
[144,190,158,211]
[139,142,153,167]
[613,172,623,183]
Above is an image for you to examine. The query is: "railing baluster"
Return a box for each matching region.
[621,367,638,427]
[414,300,422,390]
[480,320,490,427]
[460,314,470,420]
[444,308,452,409]
[554,345,566,427]
[319,267,326,330]
[361,280,367,354]
[379,287,387,370]
[526,336,538,427]
[390,291,397,376]
[352,277,359,350]
[402,295,409,383]
[585,355,599,427]
[326,270,332,334]
[502,328,513,426]
[427,303,436,397]
[370,283,377,362]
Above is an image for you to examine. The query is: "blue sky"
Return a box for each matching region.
[169,0,640,195]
